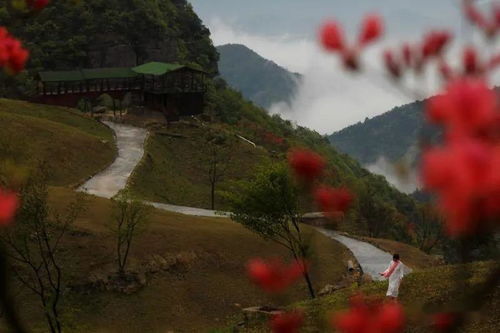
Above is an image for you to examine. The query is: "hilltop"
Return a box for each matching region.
[217,44,301,109]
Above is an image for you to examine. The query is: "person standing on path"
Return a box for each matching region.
[379,253,406,299]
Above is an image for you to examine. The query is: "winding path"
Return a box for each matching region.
[78,121,148,199]
[79,121,395,279]
[316,228,393,281]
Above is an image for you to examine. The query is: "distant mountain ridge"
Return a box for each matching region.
[216,44,300,109]
[328,99,441,167]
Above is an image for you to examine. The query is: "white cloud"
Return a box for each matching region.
[210,18,416,134]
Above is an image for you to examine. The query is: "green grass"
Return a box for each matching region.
[288,261,499,333]
[0,99,115,185]
[128,122,273,210]
[0,99,113,142]
[12,187,354,332]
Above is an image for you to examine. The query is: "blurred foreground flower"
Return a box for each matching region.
[0,188,18,225]
[320,13,383,70]
[432,312,458,332]
[314,186,353,217]
[288,149,326,182]
[246,258,307,293]
[26,0,50,11]
[423,78,500,237]
[0,27,29,74]
[332,295,405,333]
[270,310,304,333]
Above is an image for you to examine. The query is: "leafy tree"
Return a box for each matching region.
[0,170,86,333]
[110,192,151,276]
[228,163,316,298]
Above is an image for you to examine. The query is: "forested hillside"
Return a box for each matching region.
[329,99,440,166]
[0,0,219,96]
[217,44,300,109]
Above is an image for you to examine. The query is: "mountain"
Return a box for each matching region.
[216,43,300,109]
[329,99,442,166]
[328,99,445,194]
[2,0,219,73]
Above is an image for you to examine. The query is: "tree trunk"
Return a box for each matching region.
[303,270,316,299]
[210,182,215,210]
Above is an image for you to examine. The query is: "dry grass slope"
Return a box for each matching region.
[13,187,354,332]
[0,99,115,185]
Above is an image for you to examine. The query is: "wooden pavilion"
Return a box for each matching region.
[36,62,208,120]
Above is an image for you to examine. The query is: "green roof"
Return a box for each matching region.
[132,62,185,76]
[38,68,138,82]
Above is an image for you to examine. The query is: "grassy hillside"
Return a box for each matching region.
[0,99,115,185]
[12,187,354,332]
[128,122,272,210]
[240,261,499,333]
[217,44,300,109]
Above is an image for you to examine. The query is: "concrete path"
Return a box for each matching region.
[79,121,403,282]
[78,121,148,199]
[315,228,393,281]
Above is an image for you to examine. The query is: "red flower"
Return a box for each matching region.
[464,1,488,30]
[270,311,304,333]
[0,28,29,74]
[314,186,353,216]
[332,296,405,333]
[246,258,307,293]
[426,78,496,136]
[462,46,482,76]
[320,21,345,52]
[288,149,326,182]
[0,189,18,225]
[432,312,457,332]
[422,30,452,59]
[402,43,413,67]
[27,0,50,11]
[438,60,453,81]
[422,139,500,236]
[383,50,401,79]
[359,14,384,46]
[342,48,360,71]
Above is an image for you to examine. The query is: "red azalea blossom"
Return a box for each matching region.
[432,312,457,332]
[383,49,401,79]
[320,21,345,52]
[422,139,500,236]
[422,30,452,59]
[438,59,454,81]
[333,296,405,333]
[402,43,413,67]
[464,1,488,29]
[246,258,307,293]
[314,186,353,216]
[426,78,496,135]
[0,28,29,74]
[462,46,481,76]
[270,311,304,333]
[0,189,18,225]
[342,48,360,71]
[27,0,50,11]
[359,14,384,46]
[288,149,326,182]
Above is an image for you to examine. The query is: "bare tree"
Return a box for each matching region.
[202,133,235,210]
[0,172,86,333]
[110,193,151,276]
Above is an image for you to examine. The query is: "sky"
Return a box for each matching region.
[188,0,480,135]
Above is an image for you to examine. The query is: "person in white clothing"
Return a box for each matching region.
[379,254,406,299]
